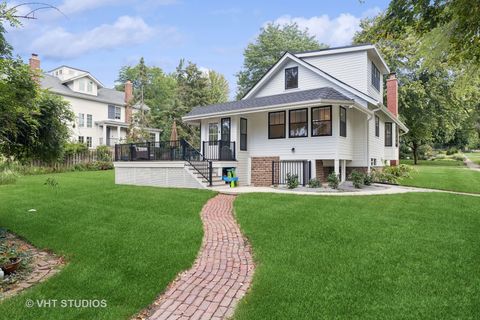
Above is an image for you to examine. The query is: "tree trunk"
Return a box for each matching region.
[412,142,418,165]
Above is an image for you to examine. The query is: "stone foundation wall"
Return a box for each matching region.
[251,156,279,187]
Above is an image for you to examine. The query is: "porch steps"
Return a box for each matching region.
[184,164,226,188]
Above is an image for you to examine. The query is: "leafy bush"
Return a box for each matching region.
[0,169,17,185]
[286,173,299,189]
[373,164,413,184]
[96,146,112,162]
[94,161,114,170]
[452,154,465,161]
[434,154,446,160]
[327,172,339,189]
[308,178,321,188]
[363,173,374,186]
[349,170,365,189]
[446,147,458,155]
[64,142,88,156]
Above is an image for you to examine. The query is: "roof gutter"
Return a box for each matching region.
[182,98,355,122]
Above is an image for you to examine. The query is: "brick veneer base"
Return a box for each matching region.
[251,156,279,187]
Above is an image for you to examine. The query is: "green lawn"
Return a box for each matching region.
[234,193,480,320]
[465,152,480,165]
[399,159,480,194]
[0,171,214,319]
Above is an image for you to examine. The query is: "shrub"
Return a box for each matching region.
[373,164,413,184]
[96,146,112,162]
[434,154,446,160]
[446,147,458,155]
[308,178,321,188]
[64,142,88,156]
[0,169,17,185]
[349,170,364,189]
[452,154,465,161]
[363,173,374,186]
[327,172,339,189]
[94,161,114,170]
[286,173,299,189]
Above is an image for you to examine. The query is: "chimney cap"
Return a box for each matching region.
[388,72,397,79]
[31,53,39,58]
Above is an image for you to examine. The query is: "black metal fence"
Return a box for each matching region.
[115,140,184,161]
[272,160,311,186]
[202,141,236,161]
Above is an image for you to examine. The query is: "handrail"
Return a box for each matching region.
[182,139,213,186]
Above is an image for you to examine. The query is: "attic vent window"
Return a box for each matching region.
[285,67,298,90]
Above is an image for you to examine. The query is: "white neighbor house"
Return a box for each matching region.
[29,54,161,149]
[114,44,408,189]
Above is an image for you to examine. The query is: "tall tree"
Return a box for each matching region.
[354,11,480,162]
[236,23,326,99]
[206,70,229,104]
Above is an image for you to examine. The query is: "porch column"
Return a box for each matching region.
[117,126,121,143]
[102,125,107,146]
[341,160,346,182]
[310,159,316,179]
[334,159,340,178]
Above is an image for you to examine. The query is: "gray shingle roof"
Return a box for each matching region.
[40,74,151,110]
[185,87,352,118]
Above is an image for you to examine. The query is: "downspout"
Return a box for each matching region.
[367,106,382,173]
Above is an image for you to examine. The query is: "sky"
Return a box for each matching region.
[5,0,389,98]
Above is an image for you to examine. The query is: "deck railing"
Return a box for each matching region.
[114,139,212,186]
[114,140,184,162]
[202,141,236,161]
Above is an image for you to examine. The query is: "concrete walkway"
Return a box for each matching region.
[464,157,480,172]
[209,183,480,197]
[145,194,254,320]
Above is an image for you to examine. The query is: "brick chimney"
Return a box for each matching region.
[29,53,40,70]
[124,80,133,124]
[386,72,398,117]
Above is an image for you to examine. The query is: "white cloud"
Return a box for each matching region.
[268,8,381,47]
[59,0,179,15]
[30,16,170,59]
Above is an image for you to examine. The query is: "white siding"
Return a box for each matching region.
[302,51,368,94]
[367,52,384,103]
[64,96,127,148]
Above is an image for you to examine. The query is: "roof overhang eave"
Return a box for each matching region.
[182,98,355,122]
[377,103,408,132]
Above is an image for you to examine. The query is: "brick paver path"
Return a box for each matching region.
[147,194,254,320]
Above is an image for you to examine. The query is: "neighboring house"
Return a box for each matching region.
[114,44,408,189]
[29,54,161,149]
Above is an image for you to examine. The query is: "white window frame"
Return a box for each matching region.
[86,136,92,148]
[87,114,92,128]
[78,113,85,127]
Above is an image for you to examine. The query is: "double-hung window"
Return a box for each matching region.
[87,114,92,128]
[339,107,347,137]
[311,106,332,136]
[385,122,393,146]
[78,136,84,143]
[240,118,247,151]
[375,115,380,137]
[285,67,298,90]
[289,108,308,138]
[86,136,92,148]
[268,111,286,139]
[108,105,121,120]
[78,113,85,127]
[371,61,380,91]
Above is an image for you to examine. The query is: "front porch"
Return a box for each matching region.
[96,120,161,147]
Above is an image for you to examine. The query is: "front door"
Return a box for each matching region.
[220,118,232,160]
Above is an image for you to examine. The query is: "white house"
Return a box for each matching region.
[114,44,408,189]
[29,54,161,149]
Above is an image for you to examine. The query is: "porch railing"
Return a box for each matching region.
[202,141,236,161]
[272,160,311,186]
[114,139,212,186]
[114,140,184,161]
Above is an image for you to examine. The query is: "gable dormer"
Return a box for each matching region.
[49,66,104,96]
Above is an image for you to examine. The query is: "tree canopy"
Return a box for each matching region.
[354,3,480,162]
[236,23,326,100]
